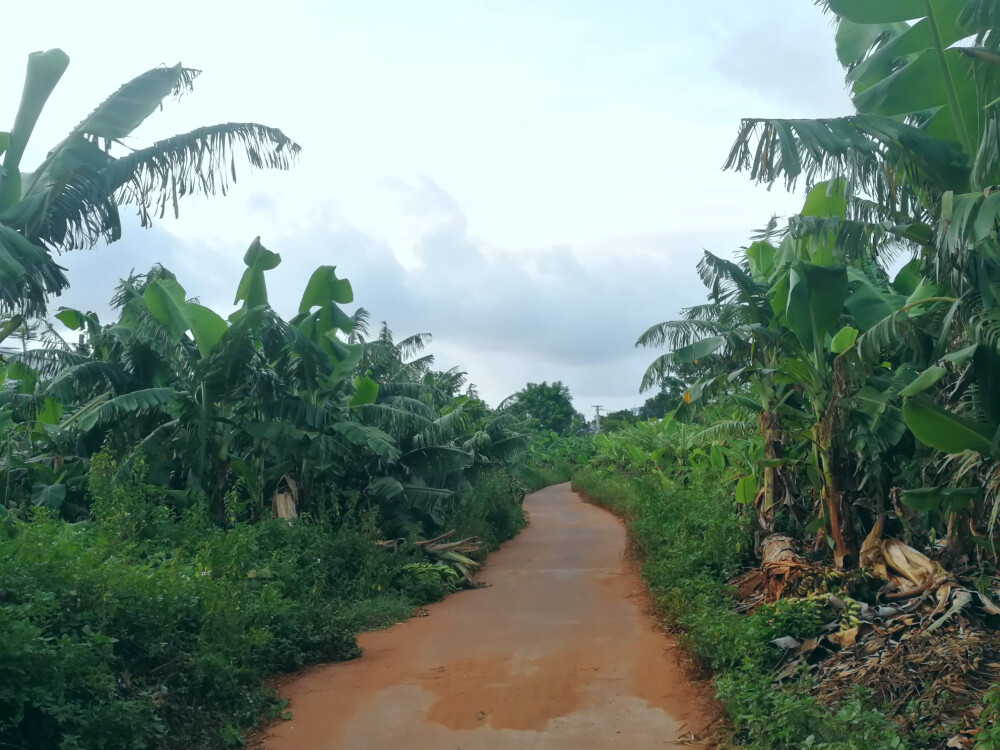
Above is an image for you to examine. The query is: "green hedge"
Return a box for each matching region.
[0,465,525,750]
[571,467,910,750]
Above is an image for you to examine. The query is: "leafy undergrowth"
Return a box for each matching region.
[0,461,525,750]
[519,434,596,492]
[572,466,912,750]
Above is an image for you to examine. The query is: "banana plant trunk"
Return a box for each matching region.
[814,422,851,569]
[758,409,783,533]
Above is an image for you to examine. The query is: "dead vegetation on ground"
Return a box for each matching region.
[737,520,1000,747]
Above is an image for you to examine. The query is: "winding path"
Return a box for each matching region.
[260,483,712,749]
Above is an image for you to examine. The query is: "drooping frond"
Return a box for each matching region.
[399,445,475,474]
[381,395,438,420]
[264,316,331,394]
[427,366,468,398]
[102,322,193,382]
[787,214,925,266]
[73,64,201,141]
[640,353,679,392]
[254,399,331,431]
[378,381,447,403]
[42,360,135,402]
[35,123,301,250]
[401,484,455,527]
[464,432,530,464]
[750,215,785,243]
[857,299,955,363]
[725,116,969,208]
[636,318,733,350]
[347,307,371,344]
[62,387,176,431]
[361,402,435,436]
[697,250,764,309]
[6,348,89,378]
[110,265,178,311]
[937,190,1000,260]
[413,406,470,448]
[396,353,435,379]
[968,302,1000,355]
[0,225,68,315]
[331,421,401,463]
[115,419,181,483]
[680,304,727,323]
[395,332,431,360]
[689,419,756,446]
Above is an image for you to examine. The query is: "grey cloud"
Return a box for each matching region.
[45,181,734,411]
[266,180,726,406]
[54,226,197,321]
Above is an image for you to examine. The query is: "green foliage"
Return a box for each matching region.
[975,685,1000,748]
[398,562,461,602]
[503,381,582,435]
[0,241,531,545]
[445,470,526,552]
[600,408,640,432]
[637,0,1000,567]
[518,433,595,491]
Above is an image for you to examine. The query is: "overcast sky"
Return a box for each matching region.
[5,1,853,414]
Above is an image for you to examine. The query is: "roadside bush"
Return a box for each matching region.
[448,470,526,552]
[395,562,460,603]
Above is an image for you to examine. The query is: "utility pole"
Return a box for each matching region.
[592,405,603,433]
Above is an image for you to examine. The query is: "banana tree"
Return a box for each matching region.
[762,178,941,566]
[0,49,299,326]
[722,0,1000,559]
[46,239,379,521]
[638,243,804,530]
[828,0,998,171]
[725,1,1000,285]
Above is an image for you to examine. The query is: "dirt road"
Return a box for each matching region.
[260,483,712,749]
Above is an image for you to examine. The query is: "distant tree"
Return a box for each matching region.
[639,376,689,419]
[504,381,578,435]
[600,408,639,432]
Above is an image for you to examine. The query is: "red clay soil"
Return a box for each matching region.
[257,483,715,749]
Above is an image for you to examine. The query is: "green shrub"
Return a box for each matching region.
[396,562,459,602]
[447,470,526,552]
